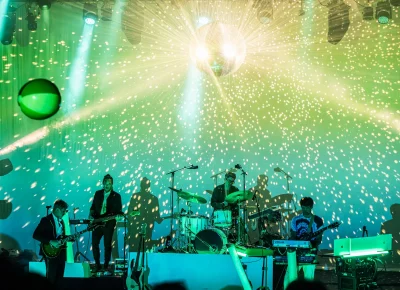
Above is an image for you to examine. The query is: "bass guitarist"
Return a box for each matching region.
[90,174,122,274]
[284,197,323,289]
[33,199,69,287]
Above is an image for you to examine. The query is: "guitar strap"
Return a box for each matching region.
[307,214,314,233]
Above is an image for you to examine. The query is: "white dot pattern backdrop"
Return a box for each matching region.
[0,0,399,258]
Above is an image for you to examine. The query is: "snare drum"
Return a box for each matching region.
[181,215,209,236]
[213,210,232,227]
[194,228,228,254]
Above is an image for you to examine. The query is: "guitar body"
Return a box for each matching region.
[41,224,99,258]
[126,223,152,290]
[41,242,64,258]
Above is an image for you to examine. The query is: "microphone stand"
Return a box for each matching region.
[165,165,193,250]
[253,191,264,245]
[237,167,248,245]
[121,212,128,289]
[276,168,295,239]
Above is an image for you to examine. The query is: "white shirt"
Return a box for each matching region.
[52,213,63,238]
[101,191,111,215]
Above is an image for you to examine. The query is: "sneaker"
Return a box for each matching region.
[103,265,113,276]
[92,264,101,273]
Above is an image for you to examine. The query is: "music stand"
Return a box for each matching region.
[72,208,90,262]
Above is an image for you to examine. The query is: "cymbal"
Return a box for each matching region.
[226,190,253,203]
[270,194,293,204]
[168,187,194,197]
[168,187,207,204]
[184,195,207,204]
[205,190,213,194]
[277,208,297,213]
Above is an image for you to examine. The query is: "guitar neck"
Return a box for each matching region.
[308,223,339,239]
[60,228,91,243]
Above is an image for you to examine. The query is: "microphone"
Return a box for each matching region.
[274,167,281,172]
[235,164,242,169]
[252,190,258,201]
[188,165,198,169]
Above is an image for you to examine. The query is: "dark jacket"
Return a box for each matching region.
[211,184,240,211]
[90,189,122,219]
[33,214,66,256]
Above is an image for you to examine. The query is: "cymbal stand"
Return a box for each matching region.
[186,201,195,253]
[165,165,192,250]
[276,168,294,239]
[237,166,248,246]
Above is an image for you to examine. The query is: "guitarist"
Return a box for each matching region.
[90,174,122,274]
[32,199,69,287]
[284,197,323,289]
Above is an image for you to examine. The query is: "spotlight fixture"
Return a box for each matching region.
[253,0,273,24]
[121,0,144,45]
[1,6,17,45]
[37,0,52,10]
[26,12,37,31]
[362,6,374,20]
[375,1,392,24]
[327,1,350,45]
[83,3,98,25]
[101,1,113,21]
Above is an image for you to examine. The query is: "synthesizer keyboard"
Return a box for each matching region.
[274,254,316,265]
[272,240,311,249]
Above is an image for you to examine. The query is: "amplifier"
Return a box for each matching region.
[114,258,128,272]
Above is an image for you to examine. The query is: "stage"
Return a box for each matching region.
[28,252,400,290]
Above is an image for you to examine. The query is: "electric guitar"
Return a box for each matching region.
[298,221,342,241]
[42,223,99,258]
[126,223,152,290]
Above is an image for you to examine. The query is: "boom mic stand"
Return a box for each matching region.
[237,165,248,246]
[73,208,90,262]
[275,167,295,239]
[165,165,194,250]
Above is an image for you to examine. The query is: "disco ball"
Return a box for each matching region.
[190,22,246,77]
[18,79,61,120]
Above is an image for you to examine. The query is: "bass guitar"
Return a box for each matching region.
[91,210,140,224]
[126,223,152,290]
[42,223,99,258]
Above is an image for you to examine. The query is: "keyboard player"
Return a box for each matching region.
[284,197,323,289]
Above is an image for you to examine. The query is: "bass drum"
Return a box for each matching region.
[194,228,228,254]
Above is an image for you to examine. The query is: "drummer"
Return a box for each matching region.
[211,172,240,219]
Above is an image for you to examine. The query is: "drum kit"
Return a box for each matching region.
[167,187,299,254]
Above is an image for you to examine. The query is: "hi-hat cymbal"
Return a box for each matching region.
[226,190,253,203]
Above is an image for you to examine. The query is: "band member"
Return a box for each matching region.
[211,171,240,215]
[33,199,69,286]
[90,174,122,274]
[284,197,323,289]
